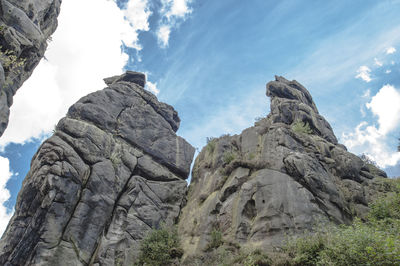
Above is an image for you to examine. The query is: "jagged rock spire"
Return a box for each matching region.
[178,76,387,261]
[0,71,195,265]
[267,76,338,144]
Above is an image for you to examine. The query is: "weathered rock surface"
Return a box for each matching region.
[0,0,61,136]
[178,76,388,259]
[0,71,195,265]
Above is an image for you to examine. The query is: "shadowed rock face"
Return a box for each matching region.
[178,76,387,259]
[0,0,61,136]
[0,71,195,266]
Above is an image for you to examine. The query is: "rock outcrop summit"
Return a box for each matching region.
[0,71,195,265]
[0,0,61,136]
[178,76,387,259]
[0,73,390,265]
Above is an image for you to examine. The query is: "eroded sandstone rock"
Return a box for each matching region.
[0,0,61,136]
[0,71,195,265]
[178,76,388,259]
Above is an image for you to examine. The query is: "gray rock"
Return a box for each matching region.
[179,76,389,260]
[0,72,195,265]
[0,0,61,137]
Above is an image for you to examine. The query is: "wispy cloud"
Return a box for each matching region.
[386,46,396,54]
[157,0,193,47]
[355,66,372,82]
[374,57,383,67]
[0,156,14,236]
[362,88,371,98]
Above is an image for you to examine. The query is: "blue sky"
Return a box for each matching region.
[1,0,400,233]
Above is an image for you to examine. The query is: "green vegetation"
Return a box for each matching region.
[1,25,26,80]
[291,120,312,135]
[0,46,26,75]
[206,228,223,251]
[206,137,217,154]
[222,151,236,164]
[283,178,400,266]
[109,150,122,168]
[136,225,182,266]
[231,249,272,266]
[136,179,400,265]
[368,180,400,222]
[248,152,256,160]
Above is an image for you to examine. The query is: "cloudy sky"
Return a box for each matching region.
[1,0,400,235]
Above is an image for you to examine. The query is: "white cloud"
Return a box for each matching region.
[157,25,171,47]
[374,57,383,67]
[145,81,160,95]
[386,47,396,54]
[0,156,14,237]
[121,0,152,50]
[343,84,400,168]
[157,0,193,47]
[343,122,400,168]
[163,0,193,19]
[355,65,372,82]
[385,69,392,74]
[0,0,147,147]
[366,84,400,135]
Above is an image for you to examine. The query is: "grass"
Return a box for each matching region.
[283,178,400,266]
[205,228,223,251]
[135,179,400,265]
[222,151,236,165]
[291,120,312,135]
[206,137,217,154]
[0,46,26,75]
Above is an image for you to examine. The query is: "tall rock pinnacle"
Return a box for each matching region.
[178,76,387,260]
[0,71,195,265]
[0,0,62,137]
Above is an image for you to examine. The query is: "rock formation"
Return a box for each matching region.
[178,76,388,259]
[0,0,61,136]
[0,71,195,265]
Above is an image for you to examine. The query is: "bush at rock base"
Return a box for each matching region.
[284,178,400,266]
[135,225,183,266]
[182,178,400,265]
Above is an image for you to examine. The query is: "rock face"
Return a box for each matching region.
[0,71,195,265]
[178,76,387,259]
[0,0,61,136]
